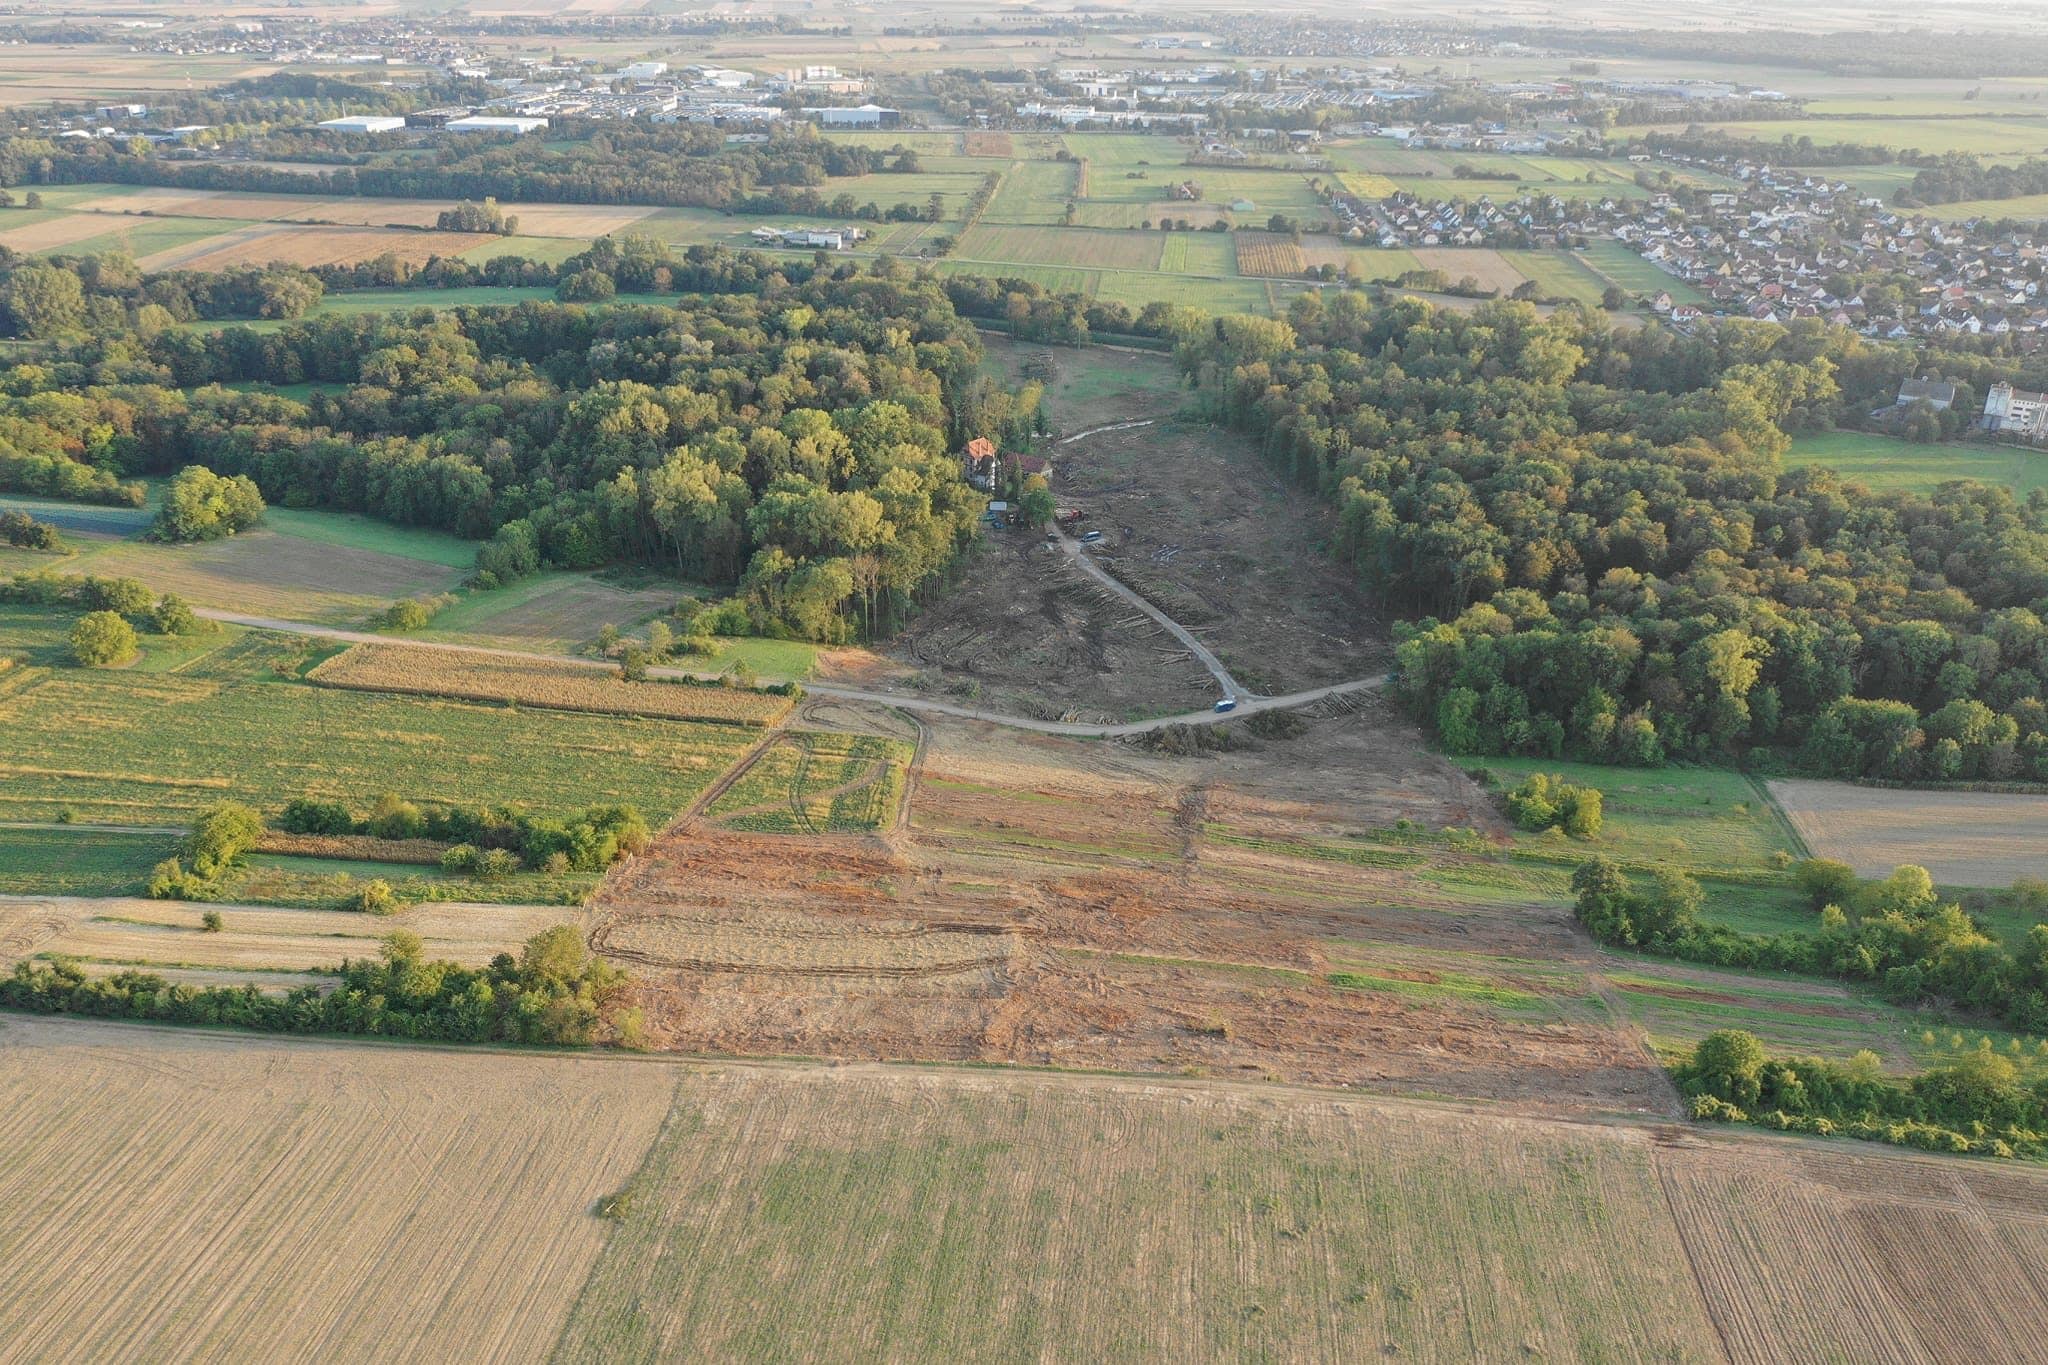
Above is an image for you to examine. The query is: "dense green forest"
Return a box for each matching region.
[1180,293,2048,782]
[0,247,1025,642]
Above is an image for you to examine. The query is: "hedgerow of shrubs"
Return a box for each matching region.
[279,794,649,873]
[1573,856,2048,1033]
[0,924,629,1046]
[1676,1028,2048,1159]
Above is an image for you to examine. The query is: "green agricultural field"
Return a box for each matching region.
[223,852,598,910]
[954,223,1163,272]
[1620,116,2048,157]
[1498,249,1609,307]
[1479,757,1800,875]
[1573,241,1709,306]
[0,826,173,897]
[415,570,680,653]
[1158,231,1238,276]
[0,606,758,825]
[982,159,1080,226]
[553,1068,1718,1361]
[1788,432,2048,497]
[1928,192,2048,223]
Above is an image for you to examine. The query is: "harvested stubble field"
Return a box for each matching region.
[1233,231,1309,278]
[68,187,662,239]
[3,1018,2042,1362]
[310,642,794,727]
[1769,778,2048,885]
[136,223,497,273]
[1407,247,1528,294]
[0,895,586,976]
[0,1016,676,1365]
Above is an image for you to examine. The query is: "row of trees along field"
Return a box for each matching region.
[1179,293,2048,783]
[0,251,1035,643]
[0,116,947,218]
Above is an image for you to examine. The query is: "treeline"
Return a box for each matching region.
[0,925,633,1046]
[7,250,1009,642]
[1899,153,2048,207]
[1573,857,2048,1033]
[1179,293,2048,782]
[1676,1029,2048,1160]
[1628,129,1902,167]
[0,121,927,218]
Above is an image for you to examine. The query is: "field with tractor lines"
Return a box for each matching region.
[0,1017,675,1365]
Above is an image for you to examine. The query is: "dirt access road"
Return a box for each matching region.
[195,615,1385,739]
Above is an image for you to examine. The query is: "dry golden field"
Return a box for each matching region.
[1409,247,1530,294]
[135,223,496,273]
[310,642,795,726]
[0,894,587,975]
[0,1017,675,1365]
[1769,778,2048,885]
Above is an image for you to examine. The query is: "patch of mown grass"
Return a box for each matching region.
[0,826,174,896]
[1478,757,1798,874]
[226,855,596,909]
[1327,967,1546,1012]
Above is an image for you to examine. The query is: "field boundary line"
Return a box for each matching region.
[1748,777,1813,862]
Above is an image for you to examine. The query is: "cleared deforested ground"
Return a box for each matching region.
[1768,778,2048,884]
[0,1017,675,1365]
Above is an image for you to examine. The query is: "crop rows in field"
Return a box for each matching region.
[1234,232,1308,277]
[0,1019,674,1363]
[0,609,758,823]
[1655,1150,2048,1363]
[309,642,792,726]
[552,1067,1720,1361]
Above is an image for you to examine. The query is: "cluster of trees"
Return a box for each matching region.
[1676,1029,2048,1159]
[0,508,61,550]
[1501,771,1603,837]
[150,465,264,543]
[939,272,1210,347]
[1178,294,2048,782]
[1573,856,2048,1033]
[436,199,519,236]
[1898,153,2048,208]
[4,571,207,664]
[279,795,650,874]
[0,253,325,340]
[0,924,633,1046]
[148,801,265,900]
[7,254,1005,641]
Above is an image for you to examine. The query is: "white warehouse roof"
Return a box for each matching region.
[319,115,406,133]
[446,115,549,133]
